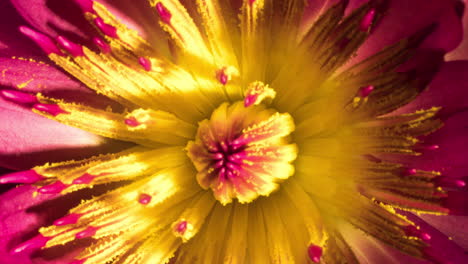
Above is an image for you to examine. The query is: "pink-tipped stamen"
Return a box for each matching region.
[74,0,94,13]
[0,90,38,105]
[19,26,63,55]
[175,221,188,234]
[138,193,152,205]
[244,94,259,107]
[75,226,99,239]
[10,234,50,254]
[307,244,323,263]
[56,36,85,57]
[435,177,466,188]
[400,167,417,176]
[124,116,140,127]
[38,181,68,194]
[54,213,83,226]
[404,225,431,241]
[92,37,111,53]
[72,173,95,185]
[94,17,118,38]
[138,57,152,71]
[33,103,68,116]
[358,85,375,98]
[156,2,172,24]
[0,169,44,184]
[217,70,229,85]
[359,8,376,32]
[415,144,440,151]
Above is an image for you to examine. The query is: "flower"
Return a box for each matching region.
[1,0,468,263]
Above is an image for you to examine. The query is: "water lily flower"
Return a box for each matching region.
[1,0,468,263]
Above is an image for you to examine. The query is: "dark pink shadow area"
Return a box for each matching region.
[0,140,133,170]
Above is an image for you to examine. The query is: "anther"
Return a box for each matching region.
[216,66,239,86]
[307,244,323,263]
[138,193,152,205]
[175,221,188,235]
[415,144,440,152]
[156,2,172,24]
[75,226,98,239]
[38,181,68,194]
[94,17,118,38]
[138,57,152,71]
[400,167,417,176]
[92,37,111,53]
[53,213,82,226]
[244,81,276,107]
[56,36,85,57]
[11,234,50,254]
[435,176,466,189]
[74,0,95,13]
[217,70,229,85]
[359,8,376,32]
[19,26,63,55]
[125,116,140,127]
[0,90,38,105]
[358,85,375,98]
[404,225,431,241]
[72,173,95,185]
[0,169,44,184]
[33,103,68,116]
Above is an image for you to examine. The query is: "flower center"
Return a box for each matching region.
[187,101,297,205]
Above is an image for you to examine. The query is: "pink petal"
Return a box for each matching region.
[446,1,468,61]
[299,0,334,38]
[0,97,131,170]
[0,57,120,108]
[9,0,169,56]
[0,185,57,264]
[0,1,44,57]
[419,214,468,250]
[0,184,98,263]
[396,61,468,117]
[349,0,463,64]
[10,0,92,39]
[403,212,468,263]
[385,111,468,180]
[343,224,429,264]
[0,57,85,92]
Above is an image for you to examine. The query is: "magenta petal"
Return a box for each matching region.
[344,224,429,264]
[0,57,85,92]
[350,0,463,64]
[9,0,91,38]
[381,111,468,184]
[0,185,90,264]
[0,97,105,170]
[299,0,334,37]
[396,61,468,116]
[447,1,468,60]
[402,212,468,263]
[0,57,124,108]
[420,214,468,250]
[0,185,56,264]
[0,1,45,57]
